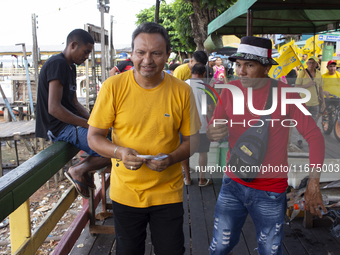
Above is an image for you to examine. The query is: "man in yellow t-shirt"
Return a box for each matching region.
[295,55,326,148]
[173,50,208,81]
[322,60,340,98]
[87,22,201,255]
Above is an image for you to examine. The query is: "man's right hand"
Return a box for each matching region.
[118,147,145,170]
[206,124,229,141]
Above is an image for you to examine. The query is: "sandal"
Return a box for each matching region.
[184,177,192,186]
[199,179,213,187]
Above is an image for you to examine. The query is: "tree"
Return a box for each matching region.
[184,0,237,50]
[136,1,195,59]
[136,0,237,56]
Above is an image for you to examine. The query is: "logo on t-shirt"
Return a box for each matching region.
[164,113,170,117]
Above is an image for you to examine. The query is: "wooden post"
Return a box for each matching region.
[100,5,106,82]
[31,13,39,92]
[9,200,31,253]
[110,15,115,69]
[247,9,253,36]
[0,143,2,177]
[18,107,23,121]
[4,108,12,122]
[84,24,91,111]
[154,0,160,23]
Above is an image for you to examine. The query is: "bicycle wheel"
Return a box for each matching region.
[322,109,333,135]
[334,112,340,142]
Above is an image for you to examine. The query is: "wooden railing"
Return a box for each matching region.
[0,67,104,78]
[0,142,80,254]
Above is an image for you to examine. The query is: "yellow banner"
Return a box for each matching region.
[268,45,302,79]
[304,35,323,55]
[278,40,295,55]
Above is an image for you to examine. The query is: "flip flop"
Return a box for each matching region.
[65,172,90,199]
[199,179,213,187]
[184,177,192,186]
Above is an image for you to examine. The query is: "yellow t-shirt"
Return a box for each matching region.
[88,70,201,208]
[173,63,192,81]
[295,69,323,106]
[322,71,340,97]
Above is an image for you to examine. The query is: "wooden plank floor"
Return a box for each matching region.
[69,126,340,255]
[69,175,340,255]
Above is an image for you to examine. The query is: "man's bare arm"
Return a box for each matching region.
[73,94,90,120]
[48,80,89,128]
[109,67,117,76]
[304,168,327,218]
[88,125,145,170]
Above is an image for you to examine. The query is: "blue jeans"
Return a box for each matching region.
[48,124,100,157]
[210,176,287,255]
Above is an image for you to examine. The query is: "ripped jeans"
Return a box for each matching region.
[210,175,287,255]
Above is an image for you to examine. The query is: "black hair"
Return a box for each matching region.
[169,63,180,71]
[191,63,206,75]
[193,50,208,65]
[66,29,94,46]
[132,22,171,53]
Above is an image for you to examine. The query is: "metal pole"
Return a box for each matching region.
[16,43,35,118]
[100,5,106,82]
[0,85,17,121]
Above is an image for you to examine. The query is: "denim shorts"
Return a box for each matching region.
[48,124,100,157]
[210,175,287,255]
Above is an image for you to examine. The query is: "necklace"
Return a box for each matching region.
[245,88,270,117]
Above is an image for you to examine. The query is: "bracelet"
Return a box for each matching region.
[114,146,121,159]
[114,146,121,167]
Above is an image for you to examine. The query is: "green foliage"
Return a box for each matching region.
[172,0,196,53]
[200,0,236,10]
[135,0,237,53]
[135,1,195,54]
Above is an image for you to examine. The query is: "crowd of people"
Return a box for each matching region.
[34,23,337,255]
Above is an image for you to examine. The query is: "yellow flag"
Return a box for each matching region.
[304,35,324,55]
[268,45,302,79]
[279,40,295,55]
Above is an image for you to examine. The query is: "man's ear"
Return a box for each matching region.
[265,65,272,75]
[70,41,78,50]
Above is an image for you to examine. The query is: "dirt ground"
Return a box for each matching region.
[0,140,84,255]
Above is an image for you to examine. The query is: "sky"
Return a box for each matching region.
[0,0,162,47]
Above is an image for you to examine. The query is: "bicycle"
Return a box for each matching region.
[321,94,340,142]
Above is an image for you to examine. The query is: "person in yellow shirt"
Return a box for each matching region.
[322,60,340,98]
[87,22,201,255]
[173,50,208,81]
[295,55,326,148]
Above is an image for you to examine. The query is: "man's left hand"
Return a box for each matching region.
[145,153,171,172]
[304,179,327,218]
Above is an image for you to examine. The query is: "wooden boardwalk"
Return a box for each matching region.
[68,117,340,255]
[0,120,36,176]
[69,173,340,255]
[69,136,340,255]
